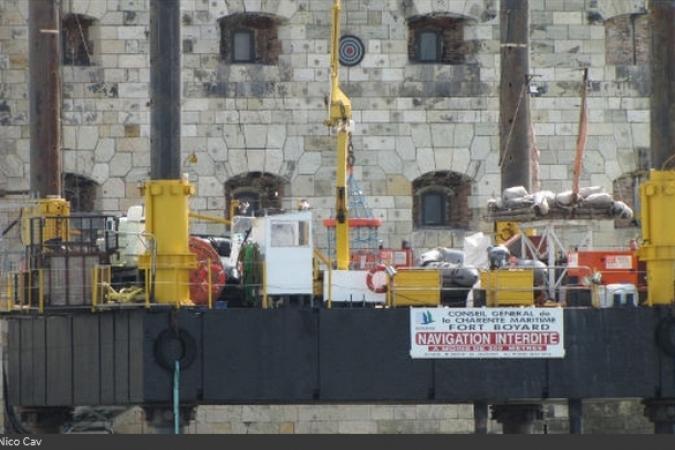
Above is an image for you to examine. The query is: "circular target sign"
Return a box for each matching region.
[339,35,365,67]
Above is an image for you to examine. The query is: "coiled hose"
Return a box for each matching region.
[239,242,263,307]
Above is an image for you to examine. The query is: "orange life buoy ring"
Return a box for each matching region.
[366,264,388,293]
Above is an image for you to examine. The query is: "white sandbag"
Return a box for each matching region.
[583,192,613,208]
[611,201,634,220]
[533,191,552,216]
[504,197,534,209]
[533,197,550,216]
[578,186,603,198]
[502,186,529,201]
[487,197,501,211]
[555,190,575,206]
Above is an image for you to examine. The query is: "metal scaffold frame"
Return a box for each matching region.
[519,220,593,300]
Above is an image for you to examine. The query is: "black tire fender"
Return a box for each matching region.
[153,328,197,372]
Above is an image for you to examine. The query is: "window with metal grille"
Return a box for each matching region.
[62,14,95,66]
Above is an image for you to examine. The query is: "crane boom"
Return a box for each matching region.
[327,0,352,270]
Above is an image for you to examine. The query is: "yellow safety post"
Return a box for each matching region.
[638,170,675,305]
[91,266,98,312]
[38,269,44,313]
[207,257,213,310]
[144,268,150,309]
[326,0,352,271]
[138,179,196,306]
[6,273,12,311]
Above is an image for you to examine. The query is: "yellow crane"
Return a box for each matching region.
[326,0,352,271]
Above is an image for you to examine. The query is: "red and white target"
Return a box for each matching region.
[339,35,365,67]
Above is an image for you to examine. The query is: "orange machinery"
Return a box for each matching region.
[567,249,640,286]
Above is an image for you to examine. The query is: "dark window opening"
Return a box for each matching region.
[417,30,442,62]
[225,172,286,217]
[232,29,255,62]
[63,173,98,212]
[219,14,281,65]
[233,190,262,216]
[62,14,95,66]
[413,171,472,230]
[408,15,467,64]
[421,190,447,226]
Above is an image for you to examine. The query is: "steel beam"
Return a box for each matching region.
[28,0,61,197]
[150,0,181,180]
[500,0,531,191]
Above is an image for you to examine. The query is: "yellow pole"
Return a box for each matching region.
[144,268,150,309]
[207,257,213,310]
[335,129,350,270]
[38,269,44,313]
[91,266,98,313]
[6,273,12,311]
[327,0,352,271]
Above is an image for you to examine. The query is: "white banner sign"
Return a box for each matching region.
[410,308,565,359]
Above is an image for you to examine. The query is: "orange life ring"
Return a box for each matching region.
[366,264,388,293]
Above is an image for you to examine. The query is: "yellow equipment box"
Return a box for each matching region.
[480,269,534,306]
[390,268,441,307]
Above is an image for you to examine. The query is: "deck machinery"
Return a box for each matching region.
[4,0,675,435]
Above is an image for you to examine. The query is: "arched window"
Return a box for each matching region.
[63,173,98,212]
[225,172,285,217]
[408,15,468,64]
[413,171,472,229]
[62,14,96,66]
[218,14,282,65]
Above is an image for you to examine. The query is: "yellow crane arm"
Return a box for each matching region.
[327,0,351,270]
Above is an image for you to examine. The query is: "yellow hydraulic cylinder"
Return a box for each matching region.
[638,170,675,305]
[335,127,350,270]
[138,179,196,305]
